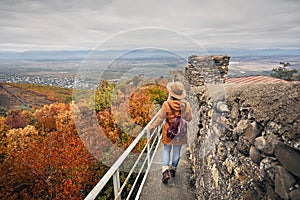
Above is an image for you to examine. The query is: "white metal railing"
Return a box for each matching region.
[85,110,164,200]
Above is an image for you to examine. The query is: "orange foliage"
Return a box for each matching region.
[21,110,35,126]
[0,103,99,200]
[5,109,26,129]
[97,109,121,144]
[34,103,70,133]
[129,89,153,127]
[0,79,168,199]
[6,125,39,152]
[96,109,135,150]
[0,116,8,162]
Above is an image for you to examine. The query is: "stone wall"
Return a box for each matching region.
[185,55,300,200]
[185,55,230,85]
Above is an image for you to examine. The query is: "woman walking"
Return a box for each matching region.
[148,81,192,183]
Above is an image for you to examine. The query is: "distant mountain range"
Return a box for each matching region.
[0,48,299,62]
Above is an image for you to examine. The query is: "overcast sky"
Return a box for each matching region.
[0,0,299,51]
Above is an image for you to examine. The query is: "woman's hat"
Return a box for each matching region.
[167,82,186,99]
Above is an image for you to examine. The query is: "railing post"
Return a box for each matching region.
[113,169,121,200]
[147,129,151,168]
[84,110,163,200]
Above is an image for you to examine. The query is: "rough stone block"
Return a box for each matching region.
[237,136,251,156]
[259,158,277,182]
[249,146,261,164]
[243,189,260,200]
[254,136,265,151]
[274,142,300,178]
[289,188,300,200]
[254,134,278,156]
[265,182,280,200]
[275,166,296,200]
[236,119,248,134]
[244,122,259,144]
[216,102,230,113]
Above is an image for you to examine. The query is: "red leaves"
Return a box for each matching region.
[0,103,99,199]
[129,90,152,126]
[5,109,26,129]
[0,81,168,199]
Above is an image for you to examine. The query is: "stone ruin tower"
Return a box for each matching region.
[169,55,230,85]
[185,55,230,85]
[184,55,231,172]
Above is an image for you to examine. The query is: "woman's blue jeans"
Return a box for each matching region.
[162,144,182,170]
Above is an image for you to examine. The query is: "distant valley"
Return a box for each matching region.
[0,49,299,89]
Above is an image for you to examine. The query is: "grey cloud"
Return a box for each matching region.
[0,0,299,51]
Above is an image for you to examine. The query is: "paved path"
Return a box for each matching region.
[139,143,196,200]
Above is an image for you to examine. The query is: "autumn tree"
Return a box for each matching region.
[0,77,169,199]
[94,80,115,112]
[0,103,99,200]
[21,110,35,126]
[96,109,122,144]
[5,109,26,129]
[147,85,168,105]
[34,103,70,133]
[129,89,153,127]
[0,116,8,162]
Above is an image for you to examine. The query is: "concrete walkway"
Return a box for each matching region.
[139,143,196,200]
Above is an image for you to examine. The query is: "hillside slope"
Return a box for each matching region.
[0,82,72,113]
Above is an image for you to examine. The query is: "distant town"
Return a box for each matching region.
[0,51,299,89]
[0,73,77,88]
